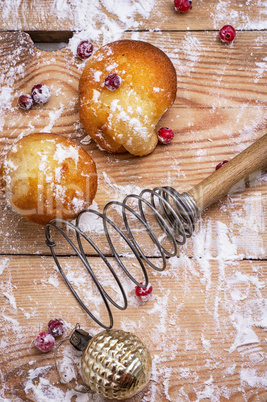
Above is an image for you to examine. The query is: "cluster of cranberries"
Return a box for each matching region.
[135,282,153,302]
[18,84,51,111]
[34,318,66,353]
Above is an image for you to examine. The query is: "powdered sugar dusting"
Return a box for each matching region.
[0,87,13,110]
[0,257,9,275]
[0,1,266,401]
[67,0,156,55]
[41,104,64,133]
[210,0,267,30]
[102,171,143,198]
[240,368,267,388]
[53,142,79,165]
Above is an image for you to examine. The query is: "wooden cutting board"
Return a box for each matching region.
[0,1,266,401]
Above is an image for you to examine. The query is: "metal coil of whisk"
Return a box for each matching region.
[45,186,199,329]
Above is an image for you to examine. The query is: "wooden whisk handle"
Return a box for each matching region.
[188,133,267,213]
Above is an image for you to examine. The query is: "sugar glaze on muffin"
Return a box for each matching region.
[79,40,177,157]
[0,133,97,225]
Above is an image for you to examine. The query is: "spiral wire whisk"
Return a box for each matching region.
[45,186,199,329]
[45,132,267,328]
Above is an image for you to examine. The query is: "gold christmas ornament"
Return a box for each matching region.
[67,324,152,400]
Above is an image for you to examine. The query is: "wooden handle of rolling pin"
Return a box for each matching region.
[188,133,267,213]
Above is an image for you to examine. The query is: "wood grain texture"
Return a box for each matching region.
[1,31,266,107]
[0,185,266,258]
[0,31,266,257]
[0,2,266,401]
[0,0,266,35]
[0,256,266,401]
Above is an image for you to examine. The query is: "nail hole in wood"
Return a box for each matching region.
[26,30,73,51]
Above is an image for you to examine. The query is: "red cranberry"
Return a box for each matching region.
[219,25,236,43]
[18,94,33,110]
[34,332,55,352]
[31,84,51,105]
[104,74,121,91]
[135,282,153,302]
[174,0,192,13]
[216,160,228,170]
[157,127,174,144]
[77,40,94,60]
[47,318,66,337]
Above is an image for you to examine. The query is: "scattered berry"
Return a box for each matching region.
[34,332,55,352]
[219,25,236,43]
[174,0,192,13]
[77,40,94,60]
[157,127,174,144]
[104,74,121,91]
[48,318,66,337]
[215,160,228,170]
[18,94,33,110]
[31,84,51,105]
[135,282,153,302]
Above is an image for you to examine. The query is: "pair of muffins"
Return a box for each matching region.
[0,40,176,225]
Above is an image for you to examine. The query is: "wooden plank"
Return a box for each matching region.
[0,31,266,257]
[1,31,266,109]
[1,1,266,401]
[0,256,266,400]
[0,183,266,258]
[0,0,266,36]
[1,31,266,154]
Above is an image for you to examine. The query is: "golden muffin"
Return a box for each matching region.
[0,133,97,225]
[79,40,177,157]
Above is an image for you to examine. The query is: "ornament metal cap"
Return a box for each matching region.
[70,326,92,351]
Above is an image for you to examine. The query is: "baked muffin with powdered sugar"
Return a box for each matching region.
[79,40,177,157]
[0,133,97,225]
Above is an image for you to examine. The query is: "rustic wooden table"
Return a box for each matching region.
[0,1,266,401]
